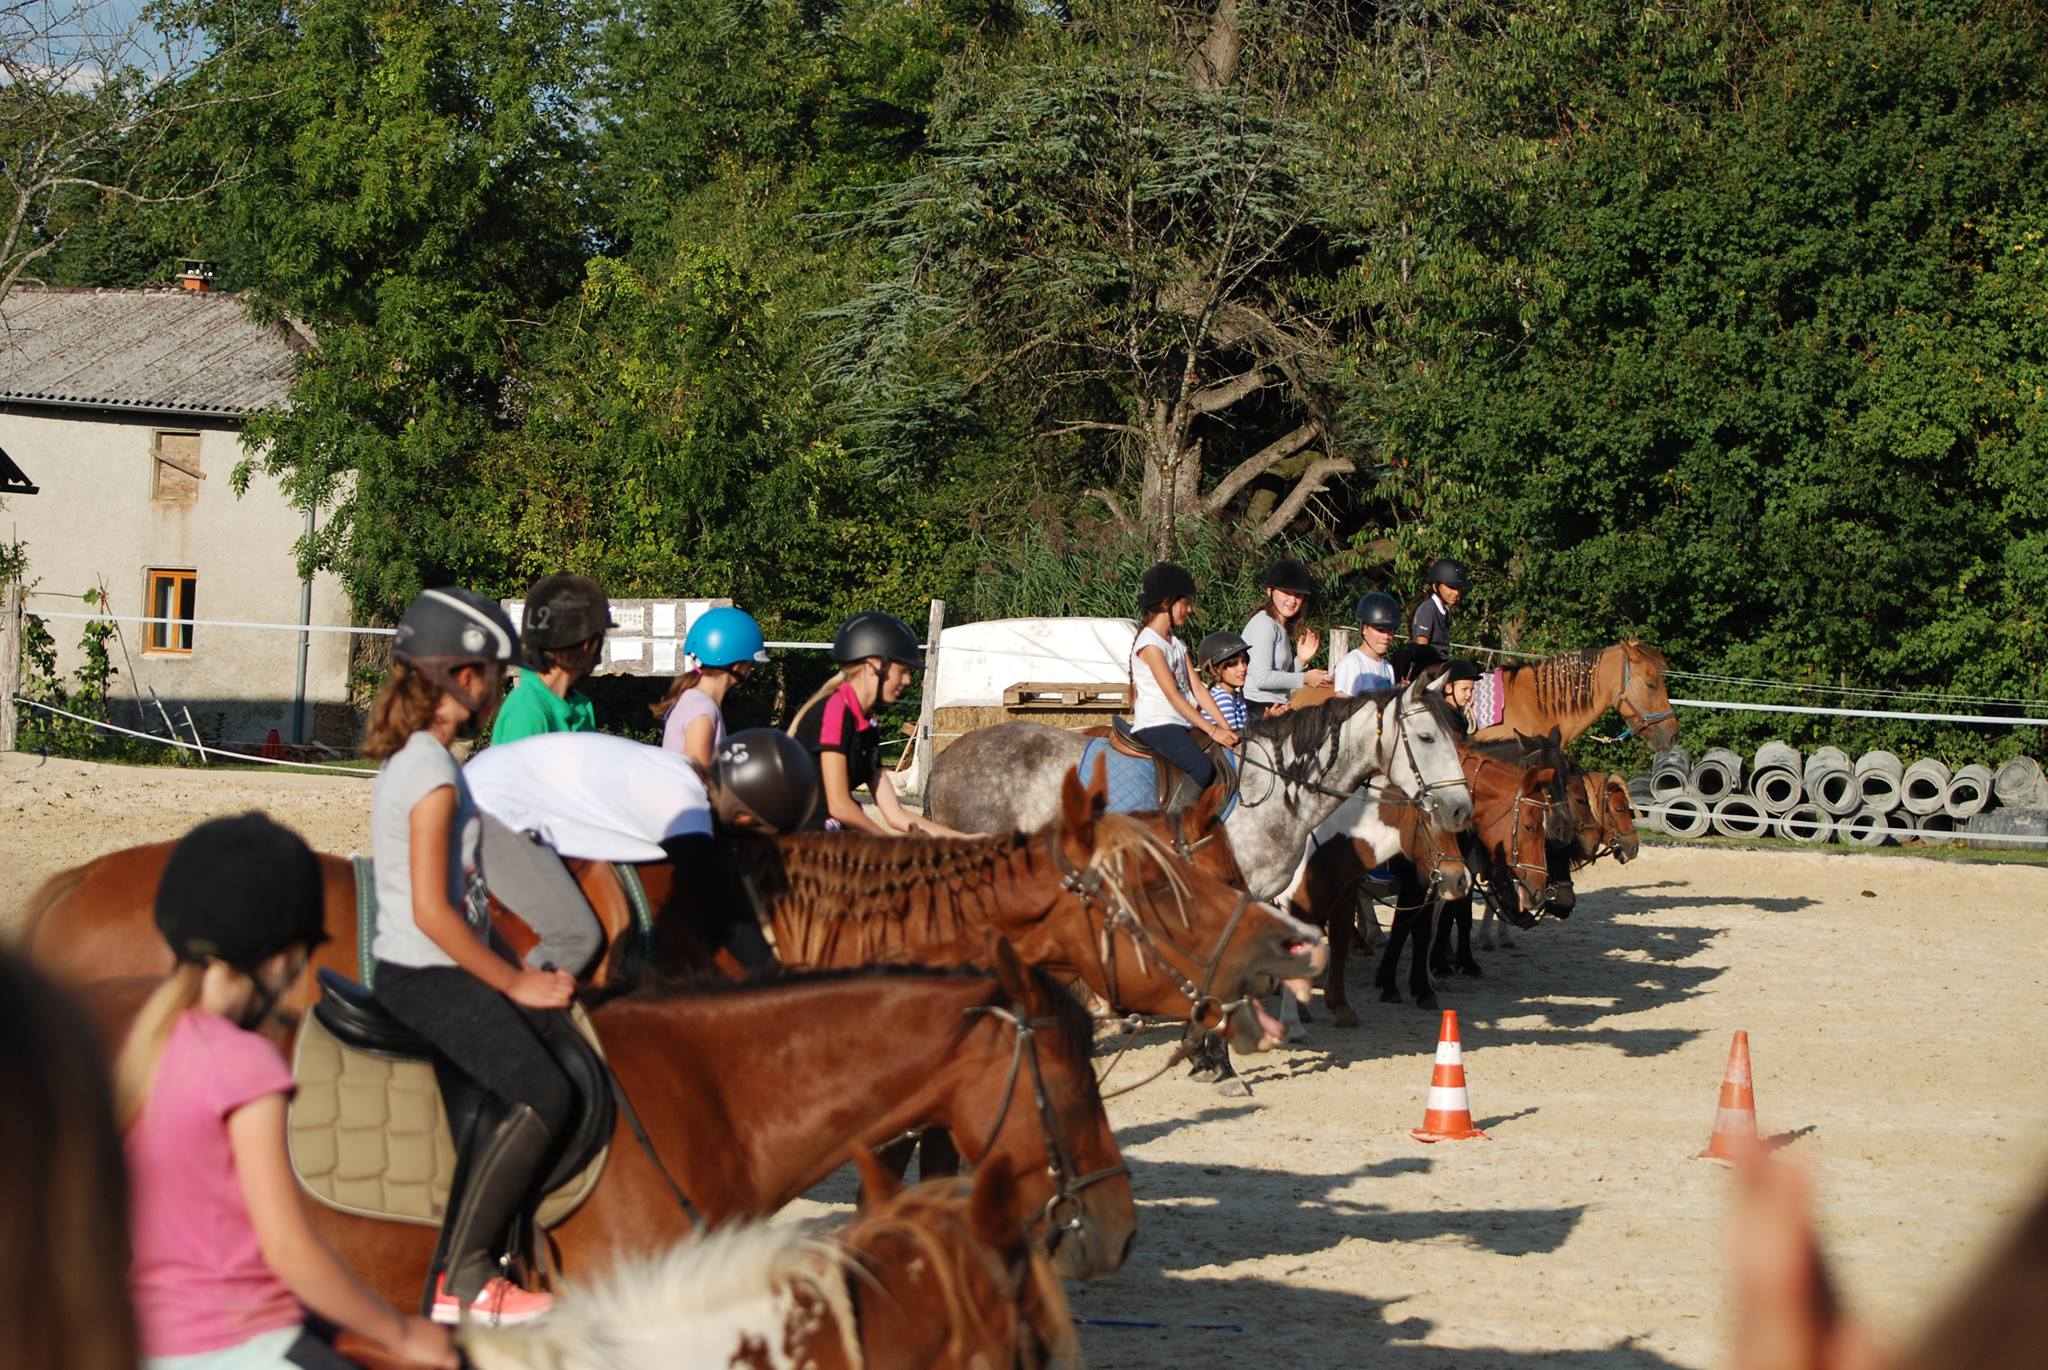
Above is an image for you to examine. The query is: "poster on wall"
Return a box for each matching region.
[500,596,732,677]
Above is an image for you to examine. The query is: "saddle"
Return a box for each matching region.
[288,969,615,1301]
[1079,719,1240,815]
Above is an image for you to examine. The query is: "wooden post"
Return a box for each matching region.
[915,598,946,811]
[1331,626,1353,668]
[0,576,20,752]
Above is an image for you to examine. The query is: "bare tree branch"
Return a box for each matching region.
[1187,367,1270,416]
[1201,419,1322,516]
[1086,486,1135,531]
[1254,453,1355,542]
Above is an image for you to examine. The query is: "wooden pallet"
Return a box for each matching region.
[1001,680,1132,711]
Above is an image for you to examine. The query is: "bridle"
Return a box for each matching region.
[1233,691,1465,813]
[1047,831,1259,1040]
[1580,775,1638,865]
[965,1003,1129,1239]
[1615,654,1676,741]
[1463,754,1553,908]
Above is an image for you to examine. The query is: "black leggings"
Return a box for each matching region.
[373,962,575,1138]
[1132,723,1217,790]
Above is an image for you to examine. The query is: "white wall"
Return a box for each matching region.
[0,407,353,744]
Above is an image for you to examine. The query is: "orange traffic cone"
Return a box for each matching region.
[262,728,285,761]
[1412,1010,1488,1142]
[1697,1030,1761,1162]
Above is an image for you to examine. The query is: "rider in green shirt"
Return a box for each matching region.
[491,575,606,744]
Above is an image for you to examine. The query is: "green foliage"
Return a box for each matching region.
[16,589,163,760]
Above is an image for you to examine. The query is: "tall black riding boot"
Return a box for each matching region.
[441,1103,553,1307]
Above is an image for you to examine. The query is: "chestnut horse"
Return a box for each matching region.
[422,1151,1076,1370]
[1375,747,1558,1009]
[87,946,1136,1306]
[1467,639,1680,752]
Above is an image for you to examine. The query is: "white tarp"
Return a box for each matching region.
[928,616,1138,709]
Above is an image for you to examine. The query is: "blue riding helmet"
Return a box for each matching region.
[684,606,769,669]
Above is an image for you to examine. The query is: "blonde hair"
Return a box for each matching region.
[363,661,444,760]
[114,962,208,1129]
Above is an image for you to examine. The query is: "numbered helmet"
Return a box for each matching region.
[393,587,519,710]
[1424,557,1469,591]
[1139,562,1197,611]
[520,573,611,660]
[1197,630,1251,670]
[832,611,921,668]
[1354,591,1402,631]
[1261,557,1317,595]
[155,812,329,971]
[685,606,769,669]
[715,729,822,833]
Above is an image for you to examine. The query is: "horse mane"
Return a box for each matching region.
[1240,691,1377,794]
[1507,647,1605,713]
[460,1221,857,1370]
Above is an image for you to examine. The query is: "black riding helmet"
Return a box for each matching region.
[1261,557,1317,595]
[1197,630,1251,670]
[155,812,329,972]
[1425,557,1469,591]
[1139,562,1197,612]
[520,573,611,662]
[1354,591,1402,631]
[716,729,822,833]
[832,611,921,668]
[393,587,520,712]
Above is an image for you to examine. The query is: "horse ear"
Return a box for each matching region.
[850,1143,905,1207]
[990,936,1033,1003]
[968,1151,1022,1253]
[1191,781,1224,833]
[1060,765,1100,847]
[1546,725,1563,747]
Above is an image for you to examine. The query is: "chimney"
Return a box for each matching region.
[178,258,215,292]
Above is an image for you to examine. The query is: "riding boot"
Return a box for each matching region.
[443,1103,553,1303]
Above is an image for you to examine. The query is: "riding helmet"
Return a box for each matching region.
[715,729,822,833]
[1354,591,1402,631]
[1139,562,1198,611]
[393,587,520,709]
[520,573,612,658]
[685,606,769,669]
[1441,657,1484,686]
[1261,557,1317,595]
[1197,630,1251,670]
[155,812,329,971]
[831,611,922,668]
[1424,557,1469,591]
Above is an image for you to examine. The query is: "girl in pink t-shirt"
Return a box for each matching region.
[119,813,454,1370]
[654,606,767,769]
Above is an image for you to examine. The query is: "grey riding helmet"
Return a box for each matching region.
[392,587,520,710]
[1354,591,1402,631]
[1425,558,1469,591]
[832,611,921,668]
[716,728,822,833]
[1197,630,1251,670]
[520,573,611,663]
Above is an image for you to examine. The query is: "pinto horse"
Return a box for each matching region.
[23,768,1318,1058]
[87,946,1136,1305]
[1467,639,1680,752]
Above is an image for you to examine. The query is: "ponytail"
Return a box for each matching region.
[114,963,207,1129]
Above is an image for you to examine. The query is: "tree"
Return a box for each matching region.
[824,17,1364,557]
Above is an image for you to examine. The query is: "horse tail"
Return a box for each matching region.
[10,859,94,952]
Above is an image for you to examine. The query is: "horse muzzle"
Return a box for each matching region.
[1437,866,1472,900]
[1427,786,1474,833]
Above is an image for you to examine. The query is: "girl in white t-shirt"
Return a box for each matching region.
[1129,562,1238,790]
[1333,590,1402,696]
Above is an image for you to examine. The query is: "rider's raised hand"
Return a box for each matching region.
[1296,628,1320,664]
[508,967,576,1010]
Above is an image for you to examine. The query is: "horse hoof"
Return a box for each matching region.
[1378,987,1402,1005]
[1213,1076,1254,1098]
[1187,1064,1221,1084]
[1333,1006,1359,1028]
[1459,961,1484,979]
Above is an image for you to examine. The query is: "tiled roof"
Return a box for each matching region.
[0,286,310,420]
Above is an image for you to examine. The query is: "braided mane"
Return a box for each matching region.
[1511,647,1605,713]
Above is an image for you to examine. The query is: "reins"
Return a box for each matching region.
[964,1004,1129,1238]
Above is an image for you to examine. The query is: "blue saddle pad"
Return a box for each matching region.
[1079,737,1239,819]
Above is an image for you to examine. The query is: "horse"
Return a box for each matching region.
[1284,781,1471,1029]
[928,679,1474,903]
[1476,767,1641,952]
[87,945,1137,1307]
[23,769,1320,1060]
[424,1151,1078,1370]
[1466,639,1680,752]
[1375,747,1558,1009]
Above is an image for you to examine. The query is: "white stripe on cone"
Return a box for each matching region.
[1428,1086,1471,1111]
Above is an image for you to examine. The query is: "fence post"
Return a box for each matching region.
[916,598,946,808]
[1330,626,1353,670]
[0,576,19,752]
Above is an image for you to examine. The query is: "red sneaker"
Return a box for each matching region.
[431,1273,554,1325]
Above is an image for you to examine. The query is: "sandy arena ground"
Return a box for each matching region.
[8,751,2048,1368]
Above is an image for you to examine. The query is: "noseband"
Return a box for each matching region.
[1466,754,1553,907]
[966,1003,1128,1239]
[1615,655,1676,739]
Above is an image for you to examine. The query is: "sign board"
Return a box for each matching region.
[502,597,731,677]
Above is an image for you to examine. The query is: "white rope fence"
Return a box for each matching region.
[11,697,375,777]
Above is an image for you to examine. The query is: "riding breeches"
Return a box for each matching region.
[1131,723,1217,790]
[372,962,575,1139]
[478,813,606,977]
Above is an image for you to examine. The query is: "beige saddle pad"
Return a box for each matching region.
[288,1004,608,1229]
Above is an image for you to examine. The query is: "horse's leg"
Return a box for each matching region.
[1477,899,1496,951]
[1413,893,1451,1011]
[1375,905,1408,1004]
[1185,1028,1223,1083]
[1324,893,1357,1027]
[1455,898,1483,978]
[1428,894,1455,977]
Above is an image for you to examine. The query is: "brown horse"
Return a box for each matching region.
[89,944,1135,1309]
[24,769,1316,1057]
[405,1151,1077,1370]
[1468,640,1680,752]
[1287,784,1470,1028]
